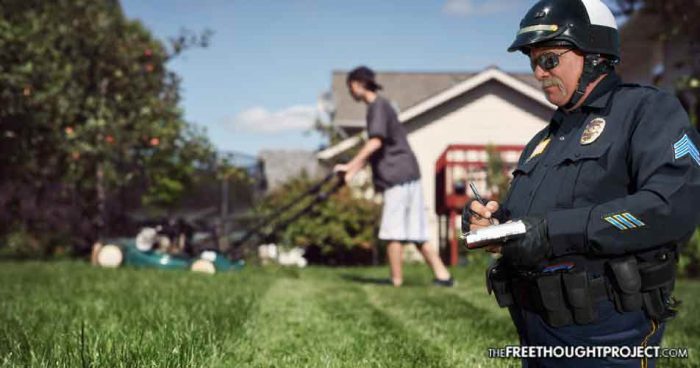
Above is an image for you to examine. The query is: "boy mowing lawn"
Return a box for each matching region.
[334,66,453,287]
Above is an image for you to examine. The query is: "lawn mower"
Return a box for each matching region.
[93,172,344,273]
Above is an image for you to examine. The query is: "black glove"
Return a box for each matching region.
[461,200,476,233]
[501,216,551,269]
[461,199,508,232]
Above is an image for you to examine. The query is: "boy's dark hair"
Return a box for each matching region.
[347,66,383,92]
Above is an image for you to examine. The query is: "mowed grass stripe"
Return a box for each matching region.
[314,280,449,367]
[223,276,362,367]
[1,261,699,367]
[358,277,518,367]
[223,271,448,367]
[0,261,275,368]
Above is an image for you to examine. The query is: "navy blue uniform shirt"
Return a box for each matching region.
[501,72,700,270]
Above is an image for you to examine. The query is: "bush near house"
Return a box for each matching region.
[255,174,382,265]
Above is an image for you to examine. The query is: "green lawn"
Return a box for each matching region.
[0,260,697,367]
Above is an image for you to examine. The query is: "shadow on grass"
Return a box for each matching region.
[340,274,394,286]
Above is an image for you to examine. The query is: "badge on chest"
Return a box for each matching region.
[580,118,606,145]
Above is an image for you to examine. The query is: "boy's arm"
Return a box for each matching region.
[334,137,382,182]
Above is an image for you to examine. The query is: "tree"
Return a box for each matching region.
[0,0,216,255]
[606,0,700,125]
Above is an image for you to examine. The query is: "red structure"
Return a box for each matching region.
[435,144,524,266]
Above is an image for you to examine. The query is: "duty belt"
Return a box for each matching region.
[511,274,611,327]
[486,253,679,328]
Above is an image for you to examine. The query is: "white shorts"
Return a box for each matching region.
[378,179,429,243]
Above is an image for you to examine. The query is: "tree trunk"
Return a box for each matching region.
[96,162,106,239]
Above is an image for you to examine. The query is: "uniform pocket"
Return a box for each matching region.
[505,158,541,205]
[510,156,540,188]
[553,141,612,207]
[512,156,540,176]
[557,141,612,164]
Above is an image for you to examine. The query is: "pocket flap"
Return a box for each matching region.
[512,158,539,176]
[608,258,642,294]
[556,141,612,165]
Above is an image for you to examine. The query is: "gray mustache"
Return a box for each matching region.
[542,78,563,89]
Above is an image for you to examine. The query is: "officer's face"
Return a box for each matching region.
[529,47,584,107]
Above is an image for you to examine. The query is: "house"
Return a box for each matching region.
[259,149,325,192]
[318,67,555,263]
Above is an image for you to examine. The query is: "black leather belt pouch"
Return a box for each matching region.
[535,273,573,327]
[563,270,597,324]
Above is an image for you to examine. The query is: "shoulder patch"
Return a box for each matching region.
[673,134,700,166]
[527,136,551,162]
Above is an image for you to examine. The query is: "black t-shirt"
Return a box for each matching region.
[366,96,421,191]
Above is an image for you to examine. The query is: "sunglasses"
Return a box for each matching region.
[530,49,574,71]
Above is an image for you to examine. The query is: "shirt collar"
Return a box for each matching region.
[580,72,621,111]
[548,72,621,128]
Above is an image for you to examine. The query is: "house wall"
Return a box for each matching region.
[260,150,326,192]
[404,80,551,247]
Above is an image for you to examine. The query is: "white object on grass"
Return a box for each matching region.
[200,250,217,262]
[96,244,123,268]
[278,247,307,268]
[190,259,216,274]
[135,227,157,251]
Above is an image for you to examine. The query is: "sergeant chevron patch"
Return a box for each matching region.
[673,134,700,166]
[604,212,646,231]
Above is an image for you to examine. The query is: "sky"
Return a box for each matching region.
[120,0,536,156]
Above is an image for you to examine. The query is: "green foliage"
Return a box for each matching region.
[0,225,75,259]
[256,174,381,263]
[609,0,700,123]
[0,227,42,259]
[0,0,217,253]
[485,144,510,202]
[679,227,700,278]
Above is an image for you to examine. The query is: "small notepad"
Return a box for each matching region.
[461,220,527,249]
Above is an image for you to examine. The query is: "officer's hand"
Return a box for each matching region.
[467,200,500,230]
[462,200,502,253]
[501,216,551,269]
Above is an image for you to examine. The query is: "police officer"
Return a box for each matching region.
[465,0,700,367]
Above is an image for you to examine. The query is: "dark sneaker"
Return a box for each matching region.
[433,277,455,287]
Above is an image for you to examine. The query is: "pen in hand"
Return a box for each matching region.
[469,182,495,225]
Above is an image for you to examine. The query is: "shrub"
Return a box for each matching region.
[0,225,75,259]
[255,174,381,265]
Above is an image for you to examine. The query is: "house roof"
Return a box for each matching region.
[332,68,541,128]
[319,67,553,160]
